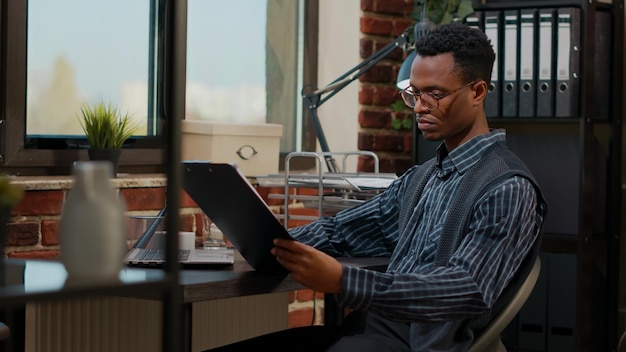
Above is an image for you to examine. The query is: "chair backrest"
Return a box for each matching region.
[618,330,626,352]
[467,256,541,352]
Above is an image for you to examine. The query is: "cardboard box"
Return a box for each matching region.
[181,120,283,176]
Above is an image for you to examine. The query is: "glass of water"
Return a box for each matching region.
[202,213,228,249]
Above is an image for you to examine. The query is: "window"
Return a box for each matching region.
[26,0,152,137]
[186,1,267,124]
[185,0,314,154]
[0,0,318,175]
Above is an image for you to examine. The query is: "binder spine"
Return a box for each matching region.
[518,9,537,118]
[483,11,501,118]
[502,10,519,117]
[555,8,581,118]
[536,9,556,118]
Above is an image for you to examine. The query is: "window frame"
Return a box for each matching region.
[283,0,318,170]
[0,0,319,176]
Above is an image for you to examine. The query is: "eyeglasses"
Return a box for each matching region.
[399,81,476,111]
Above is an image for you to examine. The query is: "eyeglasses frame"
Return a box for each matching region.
[400,81,478,111]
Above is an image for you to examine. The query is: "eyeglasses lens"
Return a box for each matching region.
[400,91,437,110]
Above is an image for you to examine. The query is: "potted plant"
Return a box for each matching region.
[418,0,474,26]
[0,175,24,260]
[78,101,139,175]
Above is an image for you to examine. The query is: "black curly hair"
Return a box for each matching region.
[414,22,496,84]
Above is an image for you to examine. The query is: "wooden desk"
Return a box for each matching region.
[177,252,302,352]
[179,252,302,302]
[1,253,298,352]
[0,254,387,352]
[177,252,389,302]
[176,253,388,351]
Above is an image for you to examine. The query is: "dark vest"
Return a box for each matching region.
[398,141,547,351]
[399,141,545,264]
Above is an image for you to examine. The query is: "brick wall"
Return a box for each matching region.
[358,0,415,175]
[6,182,182,259]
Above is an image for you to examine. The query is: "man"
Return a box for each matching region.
[210,22,546,352]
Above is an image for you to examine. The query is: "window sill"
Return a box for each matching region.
[10,174,167,191]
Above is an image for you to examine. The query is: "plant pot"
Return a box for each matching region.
[88,148,121,177]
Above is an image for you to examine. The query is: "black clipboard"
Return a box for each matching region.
[182,161,292,273]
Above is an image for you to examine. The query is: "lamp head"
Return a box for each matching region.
[395,2,434,90]
[396,51,416,91]
[396,21,434,90]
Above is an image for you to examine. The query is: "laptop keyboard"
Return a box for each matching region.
[179,250,190,261]
[136,249,191,261]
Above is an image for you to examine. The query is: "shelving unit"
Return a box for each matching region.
[412,1,623,350]
[259,151,397,228]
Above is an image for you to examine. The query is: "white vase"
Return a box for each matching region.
[60,161,127,283]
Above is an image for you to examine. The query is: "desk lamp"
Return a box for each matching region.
[302,2,431,173]
[302,33,413,173]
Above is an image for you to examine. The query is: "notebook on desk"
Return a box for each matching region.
[124,216,235,268]
[181,161,293,272]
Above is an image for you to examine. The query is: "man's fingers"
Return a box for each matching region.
[273,238,306,252]
[272,246,297,261]
[275,255,299,271]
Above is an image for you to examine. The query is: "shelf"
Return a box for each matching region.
[476,0,588,10]
[453,1,624,350]
[259,173,396,191]
[0,259,170,306]
[270,151,396,228]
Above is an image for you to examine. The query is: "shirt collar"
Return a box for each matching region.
[435,129,507,176]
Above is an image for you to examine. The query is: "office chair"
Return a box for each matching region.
[618,330,626,352]
[0,322,10,341]
[467,257,541,352]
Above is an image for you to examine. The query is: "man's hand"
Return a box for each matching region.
[272,238,343,294]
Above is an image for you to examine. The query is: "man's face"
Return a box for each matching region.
[408,52,486,151]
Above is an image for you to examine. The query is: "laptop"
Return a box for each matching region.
[181,161,293,272]
[124,209,235,268]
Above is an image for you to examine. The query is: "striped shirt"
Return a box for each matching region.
[289,129,545,350]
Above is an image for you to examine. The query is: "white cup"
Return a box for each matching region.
[178,231,196,250]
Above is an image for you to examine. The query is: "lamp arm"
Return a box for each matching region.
[302,29,411,173]
[304,31,411,107]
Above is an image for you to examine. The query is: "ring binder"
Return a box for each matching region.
[484,11,501,118]
[555,8,581,118]
[502,10,519,117]
[518,9,537,117]
[536,9,556,118]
